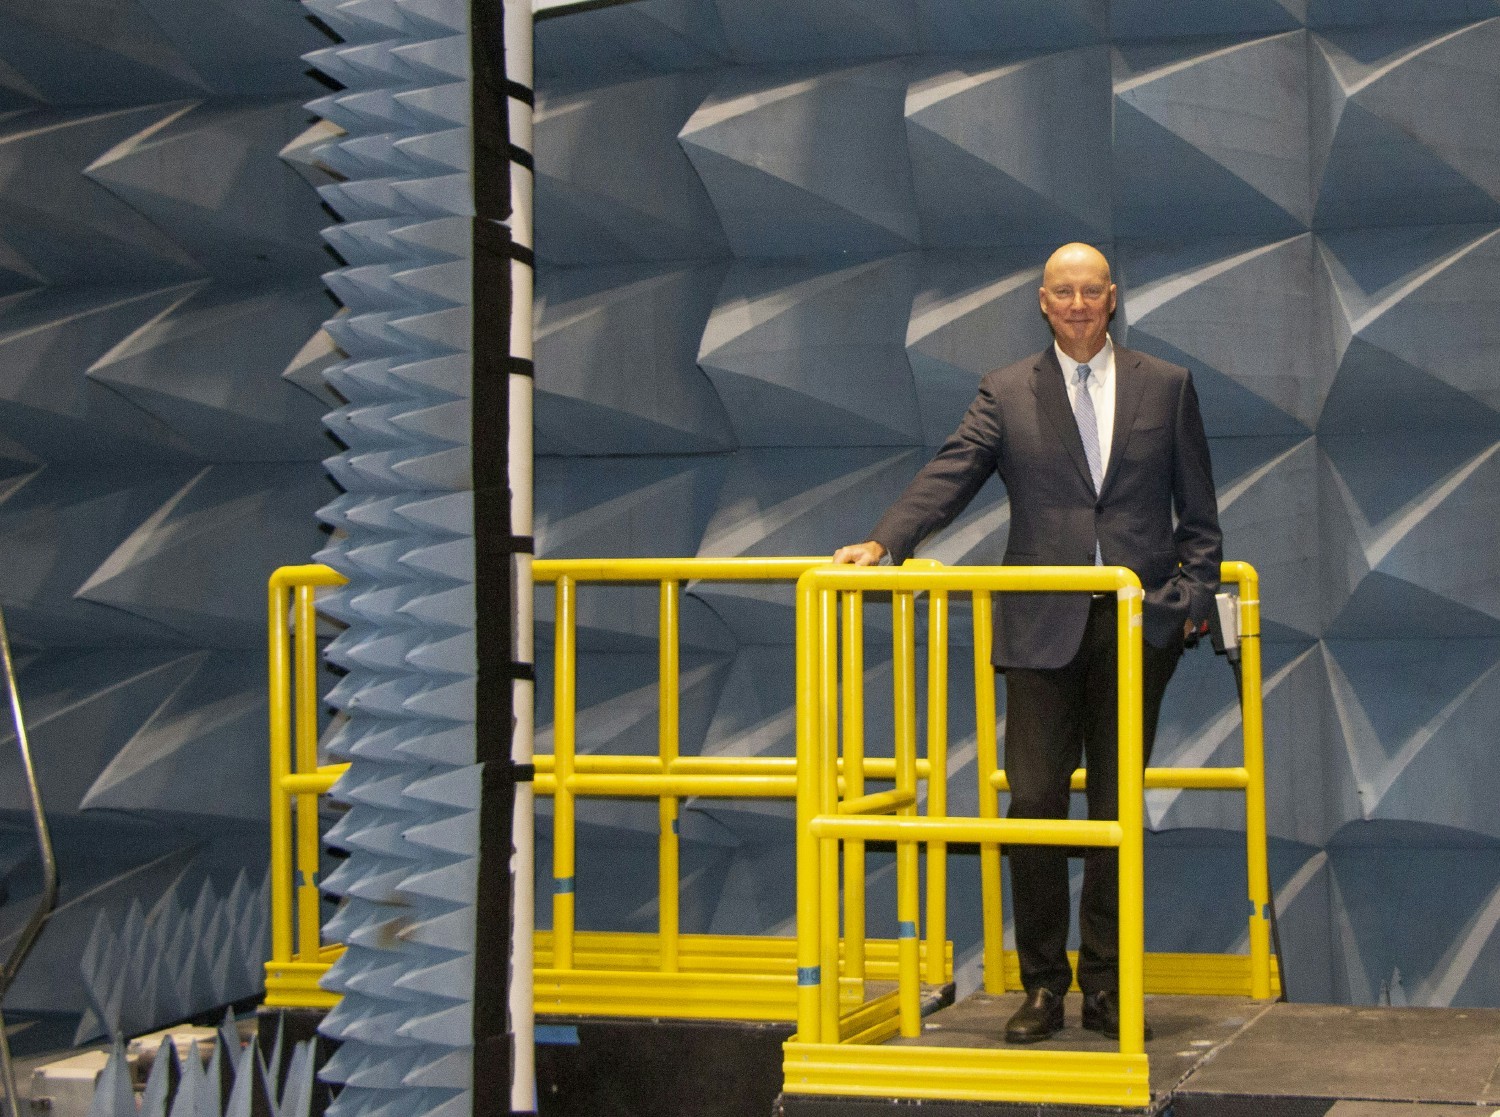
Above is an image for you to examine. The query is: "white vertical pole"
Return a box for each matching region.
[503,0,536,1110]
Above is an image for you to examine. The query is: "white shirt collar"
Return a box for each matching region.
[1053,336,1113,388]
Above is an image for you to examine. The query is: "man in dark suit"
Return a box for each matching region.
[834,243,1221,1043]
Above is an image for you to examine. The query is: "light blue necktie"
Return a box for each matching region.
[1074,363,1104,564]
[1074,363,1103,492]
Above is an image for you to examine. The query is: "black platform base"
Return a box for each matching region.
[537,1015,794,1117]
[776,996,1500,1117]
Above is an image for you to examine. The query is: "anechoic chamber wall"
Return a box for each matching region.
[532,0,1500,1008]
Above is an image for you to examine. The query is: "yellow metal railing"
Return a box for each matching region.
[981,560,1273,1000]
[265,557,1275,1110]
[788,564,1146,1106]
[531,558,951,1020]
[781,560,1274,1109]
[264,559,957,1016]
[264,564,348,1010]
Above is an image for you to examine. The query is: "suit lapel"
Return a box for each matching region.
[1034,348,1097,496]
[1101,346,1146,499]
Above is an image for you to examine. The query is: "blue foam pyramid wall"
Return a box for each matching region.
[533,0,1500,1011]
[295,1,489,1113]
[0,0,338,1051]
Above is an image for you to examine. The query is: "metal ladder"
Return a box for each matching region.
[0,606,58,1117]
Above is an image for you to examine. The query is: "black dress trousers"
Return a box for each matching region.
[1002,594,1183,997]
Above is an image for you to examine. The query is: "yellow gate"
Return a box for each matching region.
[780,561,1274,1108]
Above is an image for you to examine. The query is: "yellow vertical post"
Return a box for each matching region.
[293,583,322,961]
[818,588,843,1040]
[841,590,867,982]
[659,579,681,973]
[971,590,1005,993]
[267,576,293,969]
[1115,582,1146,1055]
[793,573,823,1043]
[552,575,577,970]
[1232,563,1273,998]
[924,589,948,985]
[892,590,921,1037]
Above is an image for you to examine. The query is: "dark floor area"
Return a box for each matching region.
[897,989,1270,1100]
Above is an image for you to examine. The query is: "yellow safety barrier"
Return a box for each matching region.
[787,564,1146,1107]
[264,557,954,1016]
[265,557,1275,1112]
[781,561,1276,1110]
[532,557,951,1021]
[264,564,349,1010]
[977,560,1275,1001]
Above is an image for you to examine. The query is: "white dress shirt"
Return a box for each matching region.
[1054,336,1116,479]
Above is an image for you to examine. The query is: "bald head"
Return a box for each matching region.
[1039,242,1116,362]
[1042,242,1112,287]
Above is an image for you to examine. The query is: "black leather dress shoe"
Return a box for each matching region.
[1081,990,1153,1041]
[1004,987,1065,1043]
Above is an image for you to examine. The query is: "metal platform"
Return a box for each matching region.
[1169,1002,1500,1117]
[778,996,1500,1117]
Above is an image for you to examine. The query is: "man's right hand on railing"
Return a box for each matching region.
[833,541,886,566]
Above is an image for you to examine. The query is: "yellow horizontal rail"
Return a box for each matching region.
[263,949,346,1011]
[534,930,949,978]
[996,949,1281,999]
[797,563,1144,595]
[534,556,835,583]
[535,930,949,1023]
[533,754,931,780]
[568,773,797,798]
[989,766,1251,792]
[784,1043,1150,1109]
[837,789,915,816]
[534,754,931,798]
[836,988,904,1046]
[280,763,349,796]
[533,931,1272,1001]
[811,815,1125,848]
[269,564,349,592]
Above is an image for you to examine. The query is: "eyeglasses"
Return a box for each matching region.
[1045,285,1111,302]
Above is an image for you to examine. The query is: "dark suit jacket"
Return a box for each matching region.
[871,344,1222,670]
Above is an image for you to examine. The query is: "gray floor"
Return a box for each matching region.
[891,994,1500,1111]
[1178,1002,1500,1105]
[1325,1104,1500,1117]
